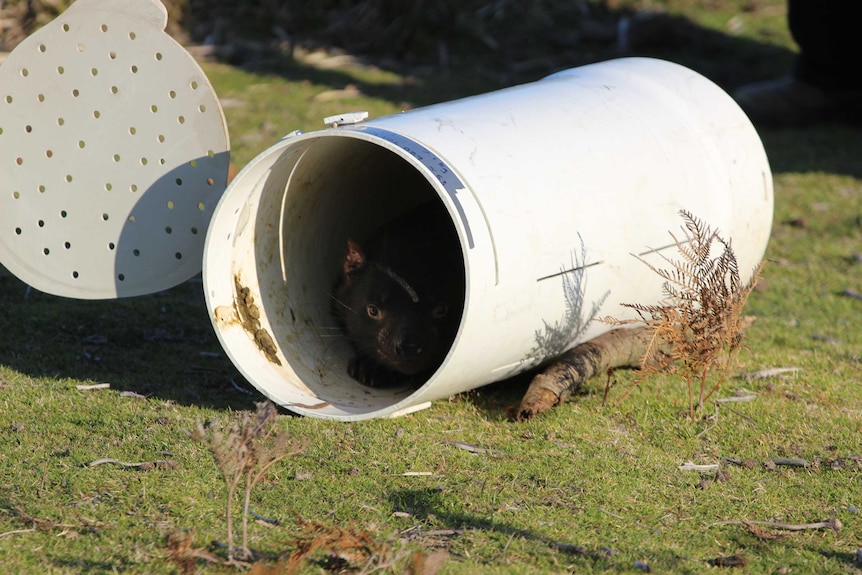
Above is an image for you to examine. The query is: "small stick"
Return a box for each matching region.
[76,383,110,391]
[678,462,720,472]
[84,458,178,470]
[0,528,36,540]
[772,457,809,467]
[712,518,841,532]
[713,395,757,403]
[738,367,801,380]
[442,441,503,456]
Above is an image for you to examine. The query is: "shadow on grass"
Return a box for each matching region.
[0,270,261,411]
[389,488,706,573]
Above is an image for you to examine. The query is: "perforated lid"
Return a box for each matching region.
[0,0,230,298]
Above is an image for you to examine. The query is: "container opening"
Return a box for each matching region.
[246,134,465,414]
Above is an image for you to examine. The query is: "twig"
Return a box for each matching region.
[719,404,757,425]
[75,383,110,391]
[84,458,179,470]
[0,527,36,540]
[441,441,503,456]
[678,462,720,472]
[738,367,801,380]
[772,457,809,467]
[712,395,757,403]
[712,518,841,532]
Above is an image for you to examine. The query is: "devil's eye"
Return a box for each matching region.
[431,303,448,318]
[366,304,381,319]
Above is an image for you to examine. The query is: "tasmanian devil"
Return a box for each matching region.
[332,206,464,387]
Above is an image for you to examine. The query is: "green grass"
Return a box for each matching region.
[2,1,861,573]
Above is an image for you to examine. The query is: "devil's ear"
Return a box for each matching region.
[343,239,367,276]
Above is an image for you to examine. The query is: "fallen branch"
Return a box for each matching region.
[518,327,656,420]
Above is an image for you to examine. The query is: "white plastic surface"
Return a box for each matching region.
[0,0,229,298]
[204,58,774,421]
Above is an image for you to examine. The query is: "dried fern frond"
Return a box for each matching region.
[622,210,763,418]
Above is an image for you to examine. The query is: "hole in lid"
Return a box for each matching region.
[38,185,45,193]
[191,227,199,235]
[78,140,85,148]
[38,43,46,53]
[198,202,206,211]
[21,68,29,77]
[169,90,176,99]
[91,68,98,76]
[4,95,11,104]
[25,125,32,133]
[105,183,112,191]
[113,154,120,162]
[129,31,136,40]
[129,126,137,135]
[43,248,50,255]
[57,117,64,126]
[167,200,175,209]
[57,66,64,74]
[64,241,71,249]
[207,149,214,157]
[101,213,109,221]
[72,89,79,97]
[72,271,79,279]
[65,174,73,182]
[133,249,140,257]
[62,23,69,32]
[37,93,45,102]
[38,220,45,227]
[76,44,84,52]
[15,227,22,235]
[190,159,197,168]
[165,226,173,234]
[131,65,138,74]
[130,184,138,192]
[101,24,108,32]
[175,252,182,260]
[60,210,67,218]
[177,115,185,124]
[155,52,163,61]
[159,158,165,165]
[12,191,20,199]
[93,110,101,119]
[128,215,136,223]
[190,80,199,90]
[140,157,148,166]
[150,105,158,113]
[110,86,118,94]
[175,178,183,186]
[15,157,23,165]
[45,149,53,158]
[157,134,165,143]
[118,273,125,281]
[108,242,115,250]
[109,51,117,60]
[199,104,207,113]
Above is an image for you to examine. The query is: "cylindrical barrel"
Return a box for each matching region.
[202,57,773,421]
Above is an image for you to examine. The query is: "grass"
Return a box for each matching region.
[1,0,861,573]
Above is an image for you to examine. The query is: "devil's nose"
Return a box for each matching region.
[395,340,423,358]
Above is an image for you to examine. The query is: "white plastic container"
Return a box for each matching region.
[203,57,773,421]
